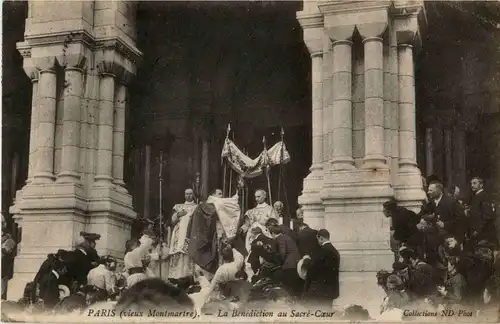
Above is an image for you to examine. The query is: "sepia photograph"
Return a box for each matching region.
[1,0,500,322]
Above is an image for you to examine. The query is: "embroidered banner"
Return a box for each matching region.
[221,139,291,179]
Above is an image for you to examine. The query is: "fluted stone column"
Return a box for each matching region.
[362,36,387,169]
[57,66,84,183]
[331,39,355,169]
[398,44,418,171]
[34,68,57,183]
[27,76,39,183]
[112,82,127,191]
[94,73,115,186]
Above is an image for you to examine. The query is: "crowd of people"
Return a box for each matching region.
[3,175,499,321]
[378,176,500,319]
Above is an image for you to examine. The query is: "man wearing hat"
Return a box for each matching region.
[66,232,101,290]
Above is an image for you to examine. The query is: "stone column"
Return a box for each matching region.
[296,10,325,230]
[27,75,39,183]
[311,51,323,171]
[398,44,418,171]
[113,82,127,192]
[94,72,115,186]
[362,36,387,169]
[330,39,355,169]
[57,65,84,183]
[322,38,332,163]
[425,127,434,176]
[395,40,425,207]
[33,67,57,183]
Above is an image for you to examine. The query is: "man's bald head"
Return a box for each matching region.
[254,189,267,204]
[185,188,194,202]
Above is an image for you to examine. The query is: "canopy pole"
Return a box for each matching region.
[158,151,164,280]
[263,136,272,206]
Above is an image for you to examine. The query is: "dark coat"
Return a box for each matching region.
[304,242,340,300]
[428,195,466,242]
[391,207,421,243]
[408,260,436,298]
[275,233,301,270]
[65,248,95,288]
[38,270,62,308]
[279,224,298,242]
[296,227,321,258]
[469,191,497,243]
[187,203,219,273]
[248,234,281,274]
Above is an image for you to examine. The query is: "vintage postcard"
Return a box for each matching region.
[1,0,500,323]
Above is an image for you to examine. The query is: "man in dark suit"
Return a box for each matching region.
[303,229,340,309]
[267,219,302,297]
[38,257,67,309]
[426,181,466,243]
[295,220,321,258]
[65,232,101,291]
[383,200,422,259]
[468,177,497,246]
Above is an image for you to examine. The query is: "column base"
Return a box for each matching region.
[113,180,128,194]
[361,157,390,171]
[32,172,56,183]
[330,158,356,171]
[93,175,115,188]
[298,166,325,229]
[395,163,426,212]
[56,171,81,183]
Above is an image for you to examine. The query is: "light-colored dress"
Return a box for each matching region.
[167,201,198,279]
[123,235,153,287]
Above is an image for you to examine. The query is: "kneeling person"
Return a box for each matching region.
[87,256,118,301]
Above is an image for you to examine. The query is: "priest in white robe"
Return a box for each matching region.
[238,189,278,254]
[167,188,198,279]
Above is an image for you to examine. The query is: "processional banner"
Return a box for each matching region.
[221,139,291,178]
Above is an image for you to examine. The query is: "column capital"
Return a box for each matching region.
[393,2,426,49]
[59,53,88,71]
[95,41,140,86]
[21,58,40,81]
[324,12,389,41]
[31,56,58,72]
[358,21,388,39]
[297,12,324,57]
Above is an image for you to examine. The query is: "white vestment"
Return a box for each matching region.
[242,203,277,253]
[167,201,198,279]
